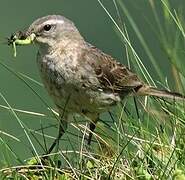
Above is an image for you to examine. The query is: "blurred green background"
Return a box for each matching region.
[0,0,185,166]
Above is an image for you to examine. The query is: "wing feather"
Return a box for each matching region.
[83,43,143,95]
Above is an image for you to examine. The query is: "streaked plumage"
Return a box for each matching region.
[9,15,185,153]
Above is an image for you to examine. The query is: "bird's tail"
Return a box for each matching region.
[136,85,185,100]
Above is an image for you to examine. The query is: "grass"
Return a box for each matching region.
[0,0,185,179]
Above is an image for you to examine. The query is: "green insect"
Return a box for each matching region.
[12,41,17,57]
[8,32,35,57]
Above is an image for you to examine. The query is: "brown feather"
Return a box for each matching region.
[84,43,185,100]
[85,43,143,95]
[136,86,185,100]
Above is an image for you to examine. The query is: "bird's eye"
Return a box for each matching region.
[43,24,52,31]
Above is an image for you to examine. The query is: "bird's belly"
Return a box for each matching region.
[46,81,120,112]
[41,72,121,115]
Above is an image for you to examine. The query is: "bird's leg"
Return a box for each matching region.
[47,120,68,154]
[87,118,98,145]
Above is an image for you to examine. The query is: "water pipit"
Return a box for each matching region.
[8,15,185,153]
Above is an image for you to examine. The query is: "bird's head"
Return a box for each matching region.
[9,15,83,54]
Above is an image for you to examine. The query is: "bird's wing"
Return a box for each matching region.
[84,43,144,95]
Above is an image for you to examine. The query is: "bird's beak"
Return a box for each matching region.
[8,31,36,57]
[8,31,36,46]
[14,33,36,45]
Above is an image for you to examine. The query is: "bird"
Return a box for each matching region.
[8,15,185,154]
